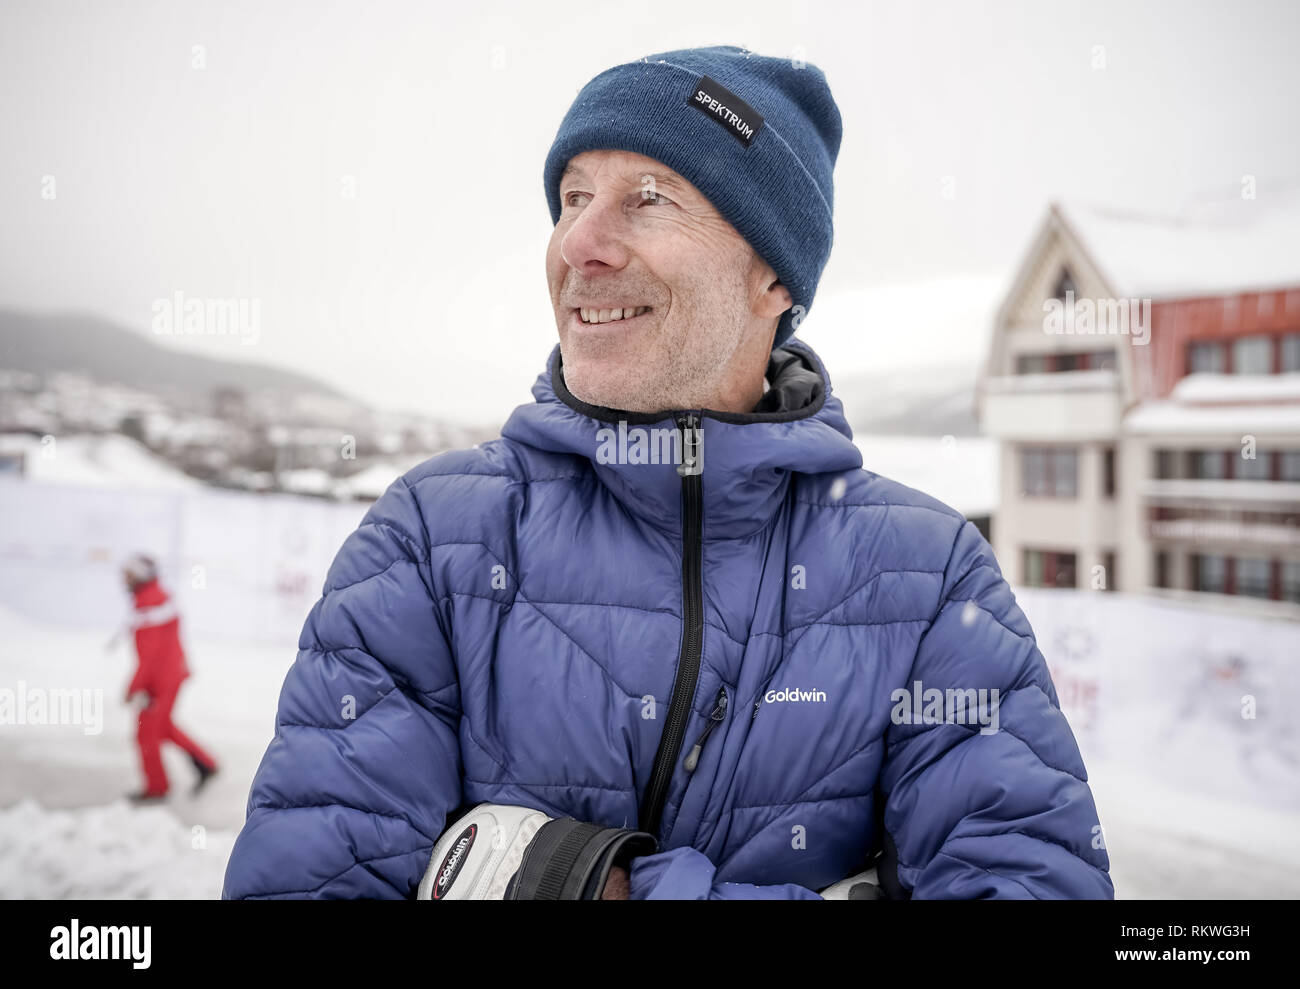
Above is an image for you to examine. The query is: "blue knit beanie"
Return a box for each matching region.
[543,45,842,350]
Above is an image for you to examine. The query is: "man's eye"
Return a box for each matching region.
[640,192,675,207]
[564,191,591,208]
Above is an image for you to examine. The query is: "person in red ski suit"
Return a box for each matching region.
[120,554,218,802]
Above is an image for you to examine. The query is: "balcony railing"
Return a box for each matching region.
[980,370,1121,440]
[1140,478,1300,508]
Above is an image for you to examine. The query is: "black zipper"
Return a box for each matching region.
[683,686,728,772]
[639,412,705,838]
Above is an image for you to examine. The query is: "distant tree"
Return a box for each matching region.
[119,413,148,445]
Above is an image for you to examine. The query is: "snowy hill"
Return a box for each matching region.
[0,432,199,490]
[0,310,343,400]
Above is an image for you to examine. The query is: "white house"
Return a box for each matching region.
[977,192,1300,618]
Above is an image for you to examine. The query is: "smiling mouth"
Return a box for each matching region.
[574,306,653,325]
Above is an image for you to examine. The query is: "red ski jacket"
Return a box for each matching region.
[127,579,189,697]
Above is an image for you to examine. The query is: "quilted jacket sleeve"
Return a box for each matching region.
[877,520,1113,899]
[222,476,462,899]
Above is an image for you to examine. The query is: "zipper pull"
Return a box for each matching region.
[683,686,728,772]
[677,413,702,477]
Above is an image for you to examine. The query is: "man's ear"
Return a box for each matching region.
[751,251,793,320]
[763,279,793,318]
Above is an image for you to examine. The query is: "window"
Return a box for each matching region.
[1016,351,1118,373]
[1188,341,1225,374]
[1283,561,1300,604]
[1053,268,1077,301]
[1154,551,1171,589]
[1024,549,1077,588]
[1236,557,1272,599]
[1155,449,1179,480]
[1281,451,1300,482]
[1054,552,1077,588]
[1102,447,1116,496]
[1236,450,1272,481]
[1193,554,1228,594]
[1024,548,1044,586]
[1022,448,1049,496]
[1102,551,1116,591]
[1190,450,1227,480]
[1052,448,1077,496]
[1021,447,1079,496]
[1232,335,1273,374]
[1282,334,1300,373]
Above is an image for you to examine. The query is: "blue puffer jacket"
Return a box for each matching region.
[223,338,1113,899]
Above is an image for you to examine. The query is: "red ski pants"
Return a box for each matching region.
[136,682,216,795]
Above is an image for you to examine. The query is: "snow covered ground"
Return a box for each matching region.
[0,606,287,897]
[1015,587,1300,898]
[2,582,1298,899]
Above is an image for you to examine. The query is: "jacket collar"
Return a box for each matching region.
[499,337,862,538]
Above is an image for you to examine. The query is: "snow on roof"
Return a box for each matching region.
[1124,401,1300,435]
[1058,189,1300,300]
[1172,372,1300,404]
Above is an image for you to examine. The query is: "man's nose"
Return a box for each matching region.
[560,193,631,272]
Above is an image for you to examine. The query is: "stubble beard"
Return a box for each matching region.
[560,254,753,413]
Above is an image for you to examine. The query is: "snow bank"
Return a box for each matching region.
[0,799,233,899]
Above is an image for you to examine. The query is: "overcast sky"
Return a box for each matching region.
[2,0,1297,424]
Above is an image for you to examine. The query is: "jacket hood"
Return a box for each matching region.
[500,336,862,538]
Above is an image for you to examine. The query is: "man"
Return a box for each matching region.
[119,553,219,802]
[223,45,1112,899]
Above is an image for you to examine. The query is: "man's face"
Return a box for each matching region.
[546,149,788,413]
